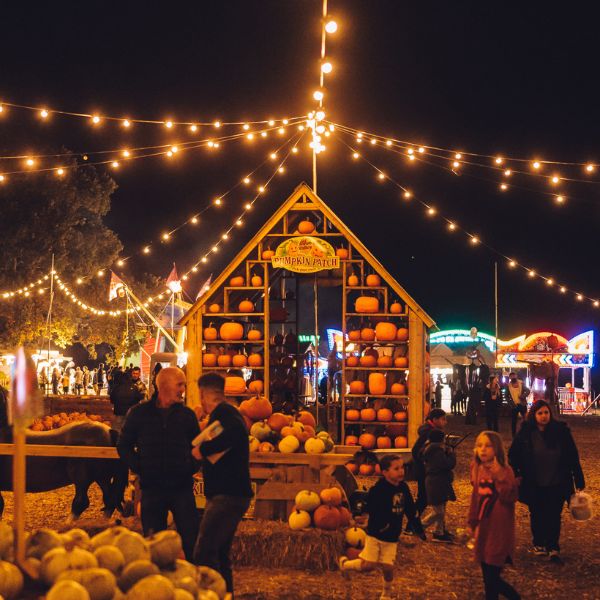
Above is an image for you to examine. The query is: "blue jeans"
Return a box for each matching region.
[194,495,250,594]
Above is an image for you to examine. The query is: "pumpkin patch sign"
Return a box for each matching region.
[271,236,340,273]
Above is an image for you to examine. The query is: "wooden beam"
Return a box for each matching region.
[408,309,426,447]
[0,444,119,458]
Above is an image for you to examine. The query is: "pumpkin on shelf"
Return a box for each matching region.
[224,376,247,396]
[345,435,358,445]
[355,296,379,313]
[377,435,392,449]
[217,354,232,367]
[391,382,407,395]
[238,299,255,313]
[232,353,248,368]
[203,352,218,367]
[390,300,403,314]
[262,248,275,260]
[358,432,376,449]
[394,356,408,368]
[346,355,360,367]
[365,274,381,287]
[394,409,408,422]
[267,412,293,432]
[229,276,245,287]
[247,328,262,341]
[359,463,375,476]
[359,349,378,367]
[375,322,397,341]
[259,441,275,452]
[349,380,366,395]
[377,408,393,422]
[360,407,376,422]
[208,303,221,313]
[368,372,387,395]
[248,353,263,367]
[348,330,361,342]
[248,380,264,394]
[297,219,316,234]
[250,274,263,287]
[396,327,409,341]
[336,247,349,259]
[219,322,244,341]
[377,355,393,368]
[239,395,272,421]
[347,273,359,287]
[361,327,375,341]
[394,435,409,449]
[345,408,360,421]
[203,323,218,341]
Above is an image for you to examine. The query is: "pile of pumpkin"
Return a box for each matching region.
[0,521,225,600]
[287,488,353,531]
[29,412,111,431]
[347,322,408,344]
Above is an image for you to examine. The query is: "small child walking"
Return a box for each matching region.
[468,431,521,600]
[420,428,456,542]
[339,455,423,600]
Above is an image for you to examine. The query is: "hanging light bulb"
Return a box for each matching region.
[143,246,151,254]
[447,222,456,231]
[190,124,198,132]
[122,119,131,128]
[325,19,338,33]
[165,120,173,128]
[403,190,412,199]
[508,260,516,268]
[532,161,541,170]
[352,152,359,159]
[321,62,333,74]
[40,109,49,119]
[495,156,504,165]
[504,169,512,177]
[245,202,252,210]
[576,294,583,301]
[546,278,554,286]
[560,286,566,293]
[313,90,324,101]
[91,115,101,124]
[528,270,536,278]
[555,195,565,203]
[117,259,125,267]
[191,216,199,224]
[162,232,170,240]
[213,120,221,128]
[56,168,65,176]
[470,236,480,245]
[585,163,595,173]
[427,207,436,216]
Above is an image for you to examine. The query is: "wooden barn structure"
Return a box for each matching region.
[180,182,435,446]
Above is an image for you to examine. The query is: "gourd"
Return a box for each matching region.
[304,437,326,454]
[336,247,349,259]
[119,560,160,591]
[359,463,374,476]
[396,327,409,341]
[355,296,379,313]
[368,373,386,395]
[375,322,397,341]
[93,546,125,576]
[238,299,255,313]
[360,407,376,422]
[349,380,366,394]
[125,574,176,600]
[377,355,393,368]
[26,527,63,559]
[247,353,263,367]
[390,300,402,314]
[229,276,245,287]
[377,408,393,422]
[216,355,232,367]
[249,421,271,441]
[239,396,272,421]
[208,303,221,314]
[361,327,375,341]
[232,353,248,368]
[345,435,358,445]
[313,505,341,530]
[377,435,392,449]
[346,355,359,367]
[202,353,217,367]
[345,527,367,548]
[219,322,244,341]
[288,509,311,530]
[358,432,377,449]
[365,274,381,287]
[56,568,117,600]
[46,580,91,600]
[0,560,24,600]
[359,353,377,367]
[247,328,262,341]
[40,547,98,586]
[348,330,361,342]
[394,435,409,448]
[197,566,227,599]
[247,379,264,394]
[250,274,263,287]
[394,356,408,368]
[391,382,406,395]
[262,249,275,260]
[319,487,343,506]
[295,490,321,512]
[345,409,360,421]
[278,434,300,453]
[297,219,315,234]
[347,273,359,287]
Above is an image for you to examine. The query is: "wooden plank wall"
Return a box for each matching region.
[408,309,425,446]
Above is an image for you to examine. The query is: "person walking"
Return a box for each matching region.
[51,367,61,395]
[339,455,424,600]
[505,372,529,437]
[468,431,520,600]
[483,375,502,432]
[117,367,200,561]
[109,366,148,431]
[508,399,585,564]
[192,373,253,597]
[74,366,84,395]
[420,428,456,542]
[82,366,90,394]
[434,379,443,409]
[61,369,71,395]
[97,363,105,394]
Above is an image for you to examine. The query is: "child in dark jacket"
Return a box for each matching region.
[339,455,423,600]
[420,428,456,542]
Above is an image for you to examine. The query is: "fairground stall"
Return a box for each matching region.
[430,328,595,412]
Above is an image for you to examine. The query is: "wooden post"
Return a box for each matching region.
[408,310,425,447]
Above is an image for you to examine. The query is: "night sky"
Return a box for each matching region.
[2,2,599,354]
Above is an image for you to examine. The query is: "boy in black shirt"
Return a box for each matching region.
[192,373,253,596]
[339,455,423,600]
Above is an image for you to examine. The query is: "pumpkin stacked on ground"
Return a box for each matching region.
[29,412,111,431]
[287,488,353,533]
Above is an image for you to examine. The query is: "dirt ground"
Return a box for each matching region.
[2,414,599,599]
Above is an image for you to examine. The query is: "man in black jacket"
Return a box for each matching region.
[109,366,147,430]
[192,372,253,596]
[117,366,200,560]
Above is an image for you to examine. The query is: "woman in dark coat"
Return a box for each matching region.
[508,399,585,564]
[482,375,502,432]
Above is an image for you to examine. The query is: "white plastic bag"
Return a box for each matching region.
[570,491,593,521]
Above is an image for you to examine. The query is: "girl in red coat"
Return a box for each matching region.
[468,431,520,600]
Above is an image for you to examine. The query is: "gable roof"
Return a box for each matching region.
[180,182,435,328]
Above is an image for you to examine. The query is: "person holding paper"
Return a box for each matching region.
[192,372,253,597]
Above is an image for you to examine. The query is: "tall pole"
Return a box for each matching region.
[45,254,55,361]
[494,261,499,370]
[313,274,319,422]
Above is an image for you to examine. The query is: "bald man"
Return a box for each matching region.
[117,367,200,560]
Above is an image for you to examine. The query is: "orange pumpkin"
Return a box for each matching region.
[394,410,408,422]
[347,274,359,287]
[368,372,387,395]
[375,322,397,341]
[239,395,272,421]
[259,441,275,453]
[336,247,349,259]
[394,435,408,448]
[262,249,275,260]
[247,328,262,341]
[377,408,393,422]
[266,413,291,432]
[355,296,379,313]
[359,463,374,476]
[296,410,317,429]
[313,505,341,530]
[320,486,343,506]
[232,353,248,368]
[358,432,377,449]
[297,219,315,234]
[220,322,244,341]
[345,435,359,446]
[248,353,263,367]
[230,276,245,287]
[348,330,361,342]
[391,382,407,395]
[390,301,403,314]
[338,506,352,528]
[349,380,366,394]
[217,355,232,367]
[394,356,408,368]
[251,274,263,287]
[203,323,218,341]
[366,274,381,287]
[346,355,360,367]
[346,409,360,421]
[203,353,217,367]
[361,327,375,341]
[208,303,221,313]
[346,462,358,475]
[224,376,246,395]
[248,380,264,394]
[359,354,377,367]
[360,407,376,422]
[377,435,392,449]
[239,299,255,313]
[377,355,393,368]
[396,327,409,341]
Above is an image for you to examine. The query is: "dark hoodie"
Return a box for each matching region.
[422,440,456,505]
[411,421,436,478]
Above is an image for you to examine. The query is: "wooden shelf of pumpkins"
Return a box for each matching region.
[344,420,407,426]
[203,312,265,317]
[204,340,264,344]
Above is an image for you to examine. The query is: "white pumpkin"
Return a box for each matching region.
[160,559,197,588]
[0,560,24,600]
[288,509,311,531]
[26,527,63,559]
[197,566,227,599]
[93,545,125,575]
[304,437,326,454]
[40,546,98,586]
[197,591,220,600]
[47,579,91,600]
[90,527,129,551]
[118,559,159,591]
[56,568,117,600]
[345,526,367,548]
[249,421,272,441]
[248,435,260,452]
[278,434,300,454]
[147,530,182,568]
[111,531,150,564]
[294,490,321,512]
[125,574,176,600]
[0,523,13,561]
[63,528,91,549]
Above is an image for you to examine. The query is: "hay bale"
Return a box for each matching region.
[232,520,344,572]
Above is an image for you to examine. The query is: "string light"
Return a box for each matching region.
[91,115,101,124]
[555,195,565,203]
[325,20,338,33]
[313,90,324,102]
[321,62,333,74]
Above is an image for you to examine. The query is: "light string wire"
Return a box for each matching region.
[334,131,600,308]
[0,100,297,128]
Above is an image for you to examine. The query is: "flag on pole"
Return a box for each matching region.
[166,263,182,293]
[196,274,213,300]
[108,272,126,301]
